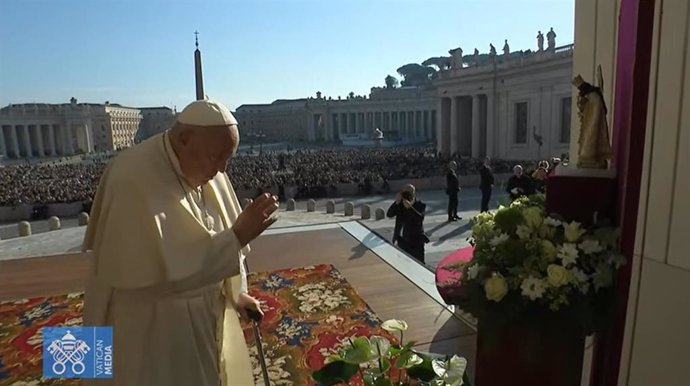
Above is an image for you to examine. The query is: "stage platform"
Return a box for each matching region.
[0,220,478,379]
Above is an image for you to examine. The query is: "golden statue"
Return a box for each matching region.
[572,66,613,169]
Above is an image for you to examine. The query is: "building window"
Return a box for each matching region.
[514,102,528,144]
[560,97,572,143]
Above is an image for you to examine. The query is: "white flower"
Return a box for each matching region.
[563,221,586,243]
[520,276,547,300]
[467,264,480,280]
[381,319,408,332]
[490,233,510,247]
[484,272,509,302]
[432,355,468,386]
[579,239,604,255]
[546,264,569,287]
[541,240,558,260]
[544,217,562,227]
[558,243,579,267]
[516,225,532,240]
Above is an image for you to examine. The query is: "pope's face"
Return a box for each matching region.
[178,125,239,187]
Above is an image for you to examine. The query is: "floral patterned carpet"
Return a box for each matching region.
[241,264,399,386]
[0,264,395,386]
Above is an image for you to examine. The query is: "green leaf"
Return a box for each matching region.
[369,357,392,377]
[374,378,393,386]
[343,345,371,364]
[369,336,392,359]
[312,360,359,385]
[406,355,437,382]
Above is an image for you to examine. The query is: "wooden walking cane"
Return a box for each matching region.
[243,259,271,386]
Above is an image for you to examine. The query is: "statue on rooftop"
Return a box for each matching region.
[547,27,557,51]
[537,31,544,51]
[489,44,496,56]
[503,40,510,56]
[573,66,612,169]
[449,47,463,69]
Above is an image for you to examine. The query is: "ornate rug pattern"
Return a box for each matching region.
[241,264,398,386]
[0,264,396,386]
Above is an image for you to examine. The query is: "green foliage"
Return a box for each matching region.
[442,193,626,336]
[385,75,399,89]
[312,321,471,386]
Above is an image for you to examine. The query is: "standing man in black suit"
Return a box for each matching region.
[479,157,494,212]
[446,161,461,222]
[387,184,428,264]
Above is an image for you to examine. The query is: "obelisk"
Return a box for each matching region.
[194,31,204,100]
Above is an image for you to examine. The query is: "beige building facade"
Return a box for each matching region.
[434,44,574,160]
[0,98,142,159]
[135,107,177,143]
[234,87,437,144]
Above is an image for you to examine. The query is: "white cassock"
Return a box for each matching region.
[82,132,254,386]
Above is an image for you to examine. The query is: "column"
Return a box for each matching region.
[426,110,432,139]
[84,123,93,152]
[449,98,458,155]
[22,125,32,157]
[472,95,481,158]
[10,126,20,158]
[48,125,57,155]
[486,95,494,157]
[416,111,422,138]
[66,123,75,155]
[407,111,413,137]
[347,113,353,134]
[34,125,45,157]
[0,127,6,158]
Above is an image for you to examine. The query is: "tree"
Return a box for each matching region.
[422,57,452,71]
[385,75,399,89]
[396,63,437,87]
[348,91,355,99]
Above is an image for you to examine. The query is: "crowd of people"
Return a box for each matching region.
[0,146,542,207]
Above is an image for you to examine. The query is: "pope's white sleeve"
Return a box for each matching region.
[169,228,243,294]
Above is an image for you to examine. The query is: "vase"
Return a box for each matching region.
[474,313,585,386]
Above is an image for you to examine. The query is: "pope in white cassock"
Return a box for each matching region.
[81,99,279,386]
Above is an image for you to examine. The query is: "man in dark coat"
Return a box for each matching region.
[506,165,535,201]
[446,161,461,221]
[479,157,494,212]
[387,184,428,264]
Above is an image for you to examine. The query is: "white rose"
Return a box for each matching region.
[484,272,509,302]
[546,264,569,287]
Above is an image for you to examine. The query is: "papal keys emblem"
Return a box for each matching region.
[46,330,91,375]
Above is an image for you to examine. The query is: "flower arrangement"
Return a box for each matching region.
[449,194,625,334]
[312,319,471,386]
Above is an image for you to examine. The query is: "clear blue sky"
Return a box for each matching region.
[0,0,574,111]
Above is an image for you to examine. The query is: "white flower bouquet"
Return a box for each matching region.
[450,194,625,334]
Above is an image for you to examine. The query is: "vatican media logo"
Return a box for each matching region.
[42,326,113,379]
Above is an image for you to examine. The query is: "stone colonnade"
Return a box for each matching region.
[437,94,493,158]
[309,109,437,142]
[0,122,92,159]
